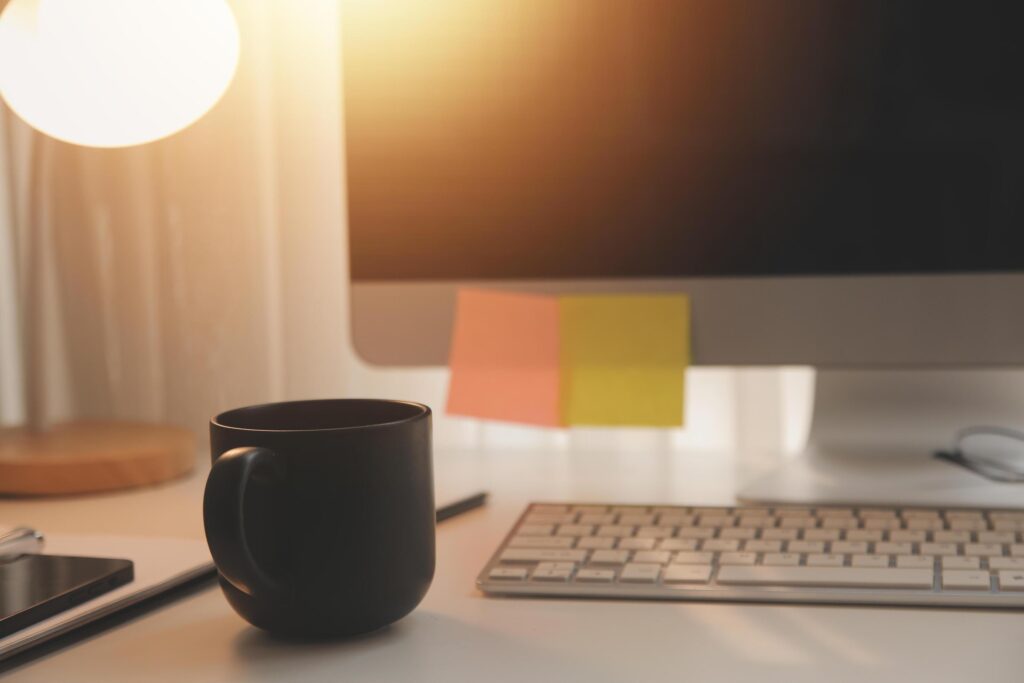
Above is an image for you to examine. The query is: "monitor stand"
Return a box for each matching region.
[738,369,1024,509]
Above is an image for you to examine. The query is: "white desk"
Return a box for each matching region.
[2,448,1021,682]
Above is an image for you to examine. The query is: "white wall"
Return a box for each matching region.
[346,357,814,456]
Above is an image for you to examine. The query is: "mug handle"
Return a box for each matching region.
[203,447,286,597]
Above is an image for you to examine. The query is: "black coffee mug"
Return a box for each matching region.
[204,399,434,637]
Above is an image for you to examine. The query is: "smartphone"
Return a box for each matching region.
[0,554,134,638]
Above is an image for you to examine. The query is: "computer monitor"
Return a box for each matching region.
[341,1,1024,505]
[343,0,1024,367]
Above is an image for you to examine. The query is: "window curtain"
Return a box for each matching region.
[0,0,812,457]
[0,0,350,436]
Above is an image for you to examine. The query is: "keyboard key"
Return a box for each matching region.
[781,517,818,529]
[590,550,630,565]
[851,554,890,568]
[822,517,859,530]
[517,524,554,536]
[619,563,662,583]
[536,562,576,571]
[659,538,699,551]
[702,539,741,552]
[501,549,587,563]
[775,508,814,517]
[817,508,855,518]
[946,511,984,521]
[889,530,927,543]
[508,536,576,549]
[1010,544,1024,557]
[575,568,616,583]
[932,531,971,543]
[845,530,884,542]
[896,555,934,569]
[965,543,1003,557]
[988,557,1024,570]
[920,543,959,556]
[803,529,841,542]
[762,553,801,566]
[619,538,657,551]
[979,531,1016,544]
[659,514,696,527]
[578,514,617,525]
[989,512,1024,521]
[674,551,714,565]
[532,568,572,581]
[717,566,934,589]
[719,528,757,540]
[875,542,913,555]
[664,565,712,583]
[806,553,845,567]
[743,540,783,553]
[636,526,674,539]
[633,551,672,564]
[761,529,799,541]
[719,552,757,565]
[786,541,825,554]
[694,507,731,516]
[738,516,776,529]
[942,570,990,591]
[997,571,1024,591]
[864,518,902,531]
[526,514,577,525]
[858,509,898,518]
[557,524,595,537]
[906,518,945,531]
[902,509,940,519]
[831,541,868,554]
[577,536,616,550]
[676,527,716,540]
[698,515,736,528]
[619,514,656,526]
[942,556,981,570]
[597,525,635,537]
[489,567,528,580]
[950,519,987,532]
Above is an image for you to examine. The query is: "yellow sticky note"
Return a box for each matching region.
[559,295,689,427]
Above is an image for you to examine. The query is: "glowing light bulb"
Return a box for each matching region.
[0,0,240,148]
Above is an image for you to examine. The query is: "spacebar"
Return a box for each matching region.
[716,566,934,589]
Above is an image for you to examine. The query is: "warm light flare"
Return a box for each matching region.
[0,0,240,148]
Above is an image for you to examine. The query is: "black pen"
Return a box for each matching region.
[436,491,489,523]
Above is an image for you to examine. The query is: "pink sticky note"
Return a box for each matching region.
[446,289,561,426]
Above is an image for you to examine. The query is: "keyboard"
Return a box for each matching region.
[477,503,1024,608]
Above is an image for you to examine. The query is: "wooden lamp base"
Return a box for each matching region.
[0,420,196,496]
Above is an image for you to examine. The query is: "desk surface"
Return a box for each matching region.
[1,448,1021,682]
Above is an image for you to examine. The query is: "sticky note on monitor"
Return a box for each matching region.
[559,295,689,427]
[446,289,562,426]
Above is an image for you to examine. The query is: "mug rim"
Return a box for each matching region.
[211,398,430,433]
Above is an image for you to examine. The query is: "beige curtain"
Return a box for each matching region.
[0,0,350,438]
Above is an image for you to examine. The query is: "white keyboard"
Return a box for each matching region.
[477,503,1024,608]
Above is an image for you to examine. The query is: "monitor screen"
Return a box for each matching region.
[342,1,1024,281]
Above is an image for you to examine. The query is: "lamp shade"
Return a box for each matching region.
[0,0,240,148]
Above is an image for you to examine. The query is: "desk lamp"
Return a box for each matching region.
[0,0,239,494]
